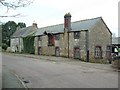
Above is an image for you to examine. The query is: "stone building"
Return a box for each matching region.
[112,37,120,56]
[34,13,112,62]
[11,23,37,53]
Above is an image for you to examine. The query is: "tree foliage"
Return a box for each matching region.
[17,22,26,28]
[116,48,120,53]
[2,21,26,46]
[0,0,34,17]
[0,0,34,9]
[2,21,17,46]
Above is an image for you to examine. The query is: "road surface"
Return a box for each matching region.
[0,53,2,89]
[2,54,118,88]
[2,66,25,88]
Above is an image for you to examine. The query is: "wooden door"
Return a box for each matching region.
[74,47,80,59]
[55,47,60,56]
[38,47,42,55]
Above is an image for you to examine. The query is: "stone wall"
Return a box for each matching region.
[68,30,87,60]
[34,19,112,63]
[89,19,112,63]
[11,38,23,52]
[34,36,38,55]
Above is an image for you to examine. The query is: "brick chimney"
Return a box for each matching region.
[64,13,71,30]
[32,21,38,28]
[16,25,21,31]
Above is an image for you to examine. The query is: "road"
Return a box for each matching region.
[2,66,25,88]
[0,47,1,88]
[2,54,118,88]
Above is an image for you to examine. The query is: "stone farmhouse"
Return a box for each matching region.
[11,13,112,63]
[10,23,37,53]
[34,13,112,63]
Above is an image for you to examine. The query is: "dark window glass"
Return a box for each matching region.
[48,35,54,46]
[38,36,42,41]
[74,32,80,39]
[54,34,60,40]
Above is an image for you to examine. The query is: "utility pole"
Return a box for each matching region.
[85,30,89,62]
[68,31,69,58]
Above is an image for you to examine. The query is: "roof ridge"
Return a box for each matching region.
[38,17,101,29]
[38,23,63,29]
[72,17,102,23]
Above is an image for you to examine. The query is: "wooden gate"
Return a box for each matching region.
[74,47,80,59]
[55,47,60,56]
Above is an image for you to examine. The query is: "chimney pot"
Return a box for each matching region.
[32,23,37,28]
[64,13,71,30]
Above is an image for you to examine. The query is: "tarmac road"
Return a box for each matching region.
[2,66,25,89]
[0,53,2,89]
[2,54,118,88]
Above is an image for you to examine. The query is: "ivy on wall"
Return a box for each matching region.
[23,36,35,54]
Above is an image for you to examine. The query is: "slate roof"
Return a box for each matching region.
[11,26,37,38]
[35,17,102,36]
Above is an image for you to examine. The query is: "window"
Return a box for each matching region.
[38,36,42,41]
[54,34,60,40]
[48,34,54,46]
[94,46,102,59]
[55,47,60,56]
[74,47,80,59]
[74,31,80,39]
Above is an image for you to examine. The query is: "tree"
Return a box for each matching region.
[116,47,120,54]
[2,21,27,46]
[2,21,17,46]
[0,0,34,17]
[17,22,26,28]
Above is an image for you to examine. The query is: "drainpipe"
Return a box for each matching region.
[68,31,69,58]
[85,30,89,62]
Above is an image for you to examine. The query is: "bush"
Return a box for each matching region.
[2,43,8,50]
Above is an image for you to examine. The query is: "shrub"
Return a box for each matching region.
[2,43,8,50]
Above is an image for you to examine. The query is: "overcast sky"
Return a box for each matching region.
[0,0,119,36]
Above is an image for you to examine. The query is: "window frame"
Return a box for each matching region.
[38,36,42,41]
[94,46,102,59]
[106,45,111,59]
[54,34,60,40]
[48,34,55,46]
[74,31,80,39]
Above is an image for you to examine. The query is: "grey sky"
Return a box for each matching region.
[0,0,119,36]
